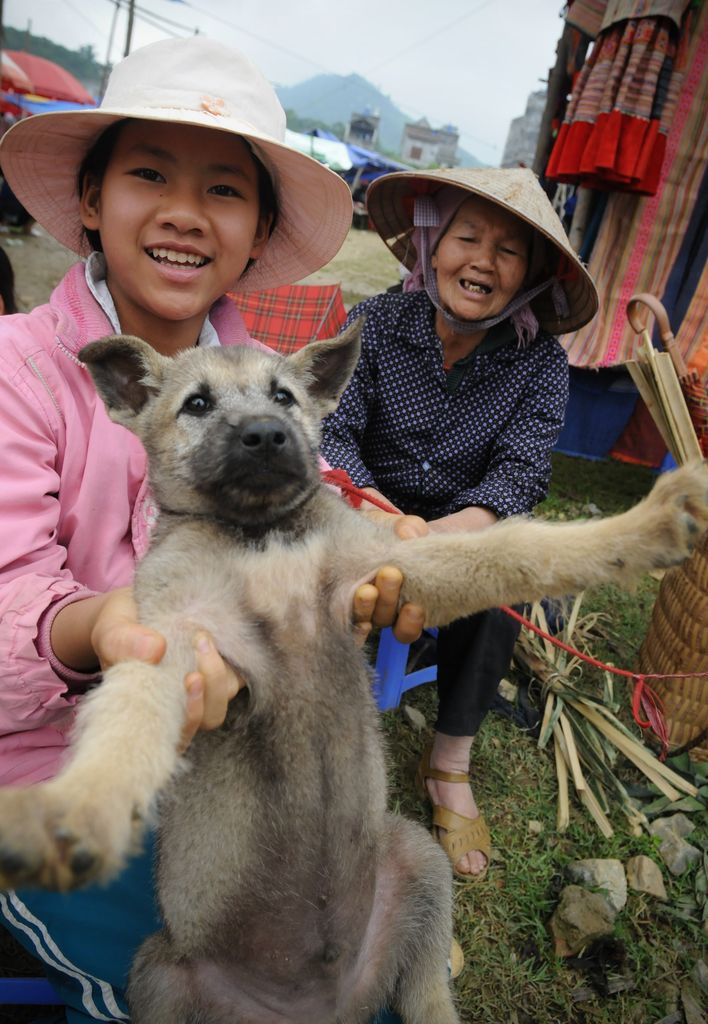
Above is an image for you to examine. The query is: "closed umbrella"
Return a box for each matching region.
[626,293,707,461]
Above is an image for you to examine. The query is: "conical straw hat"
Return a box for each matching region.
[366,167,598,335]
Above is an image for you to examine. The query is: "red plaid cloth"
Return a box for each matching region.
[229,284,347,355]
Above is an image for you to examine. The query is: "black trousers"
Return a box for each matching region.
[434,607,522,737]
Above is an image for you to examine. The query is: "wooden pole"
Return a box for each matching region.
[124,0,135,57]
[533,23,590,180]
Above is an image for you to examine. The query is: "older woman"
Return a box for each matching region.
[321,168,598,880]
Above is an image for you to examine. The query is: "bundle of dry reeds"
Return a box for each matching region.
[515,599,699,836]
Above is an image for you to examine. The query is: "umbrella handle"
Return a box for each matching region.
[627,293,690,380]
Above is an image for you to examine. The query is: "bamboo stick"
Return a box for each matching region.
[533,600,555,661]
[559,711,586,793]
[553,732,570,831]
[570,700,698,797]
[579,784,615,839]
[538,690,556,751]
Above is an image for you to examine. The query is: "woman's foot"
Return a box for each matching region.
[422,733,488,877]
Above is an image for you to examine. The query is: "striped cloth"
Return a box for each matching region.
[566,0,607,38]
[560,0,707,374]
[546,13,686,194]
[565,1,690,41]
[229,283,347,355]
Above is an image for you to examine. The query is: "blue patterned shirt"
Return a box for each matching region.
[320,290,569,520]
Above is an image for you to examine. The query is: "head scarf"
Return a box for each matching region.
[402,185,568,345]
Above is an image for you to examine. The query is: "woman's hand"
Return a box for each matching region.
[428,505,498,534]
[90,588,244,749]
[181,633,244,750]
[352,514,429,645]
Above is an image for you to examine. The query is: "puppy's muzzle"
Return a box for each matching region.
[224,415,305,494]
[238,416,288,459]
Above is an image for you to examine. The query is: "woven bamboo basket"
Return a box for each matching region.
[638,528,708,761]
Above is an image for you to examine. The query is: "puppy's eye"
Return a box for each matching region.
[272,387,295,407]
[181,393,213,417]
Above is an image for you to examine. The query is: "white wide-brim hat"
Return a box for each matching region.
[0,37,353,293]
[367,167,598,334]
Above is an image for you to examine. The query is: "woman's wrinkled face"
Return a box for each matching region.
[431,195,531,323]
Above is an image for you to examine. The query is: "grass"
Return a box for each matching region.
[382,453,707,1024]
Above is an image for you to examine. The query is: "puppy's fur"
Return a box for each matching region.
[0,323,705,1024]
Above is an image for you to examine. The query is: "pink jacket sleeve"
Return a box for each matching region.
[0,352,97,742]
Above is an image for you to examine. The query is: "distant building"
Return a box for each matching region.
[501,90,546,169]
[400,118,459,168]
[345,110,380,148]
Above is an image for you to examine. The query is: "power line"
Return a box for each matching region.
[99,0,498,156]
[363,0,495,79]
[59,0,109,41]
[175,0,331,74]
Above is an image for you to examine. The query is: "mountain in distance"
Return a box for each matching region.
[276,73,484,167]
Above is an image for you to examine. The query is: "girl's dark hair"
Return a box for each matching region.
[77,120,128,252]
[0,245,17,315]
[77,119,278,257]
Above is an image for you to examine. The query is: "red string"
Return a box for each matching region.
[322,469,707,758]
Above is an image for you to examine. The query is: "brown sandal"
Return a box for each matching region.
[416,743,491,881]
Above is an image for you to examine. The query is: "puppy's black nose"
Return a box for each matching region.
[239,416,288,453]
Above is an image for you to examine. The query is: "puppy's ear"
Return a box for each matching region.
[80,335,167,426]
[287,317,363,415]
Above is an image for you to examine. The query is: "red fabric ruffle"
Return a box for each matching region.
[546,111,666,195]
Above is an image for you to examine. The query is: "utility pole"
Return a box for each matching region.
[124,0,135,57]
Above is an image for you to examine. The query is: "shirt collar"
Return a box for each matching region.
[454,319,518,364]
[84,252,221,348]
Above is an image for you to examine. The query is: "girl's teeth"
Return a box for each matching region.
[148,248,206,266]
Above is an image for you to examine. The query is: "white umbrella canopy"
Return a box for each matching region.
[1,52,34,93]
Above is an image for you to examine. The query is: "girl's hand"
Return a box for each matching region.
[91,589,243,749]
[91,588,165,669]
[352,514,428,646]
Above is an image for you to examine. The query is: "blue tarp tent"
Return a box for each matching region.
[2,92,96,114]
[306,129,409,187]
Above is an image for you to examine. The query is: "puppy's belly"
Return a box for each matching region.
[164,859,403,1022]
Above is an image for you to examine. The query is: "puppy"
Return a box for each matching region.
[0,321,705,1024]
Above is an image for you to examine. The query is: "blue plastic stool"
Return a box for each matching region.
[374,627,437,711]
[0,975,62,1004]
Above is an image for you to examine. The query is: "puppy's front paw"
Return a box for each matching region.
[0,783,141,891]
[642,461,708,568]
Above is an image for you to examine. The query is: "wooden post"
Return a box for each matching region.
[533,23,590,179]
[124,0,135,57]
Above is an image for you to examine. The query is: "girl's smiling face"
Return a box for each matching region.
[431,195,530,325]
[79,120,272,354]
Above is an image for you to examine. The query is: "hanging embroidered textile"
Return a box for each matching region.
[546,2,693,195]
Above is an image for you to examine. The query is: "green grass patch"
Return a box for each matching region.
[382,454,707,1023]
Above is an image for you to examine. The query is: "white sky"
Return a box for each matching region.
[5,0,567,165]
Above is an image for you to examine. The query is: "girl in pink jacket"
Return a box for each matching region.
[0,37,420,1023]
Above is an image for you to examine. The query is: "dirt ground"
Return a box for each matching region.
[4,223,402,315]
